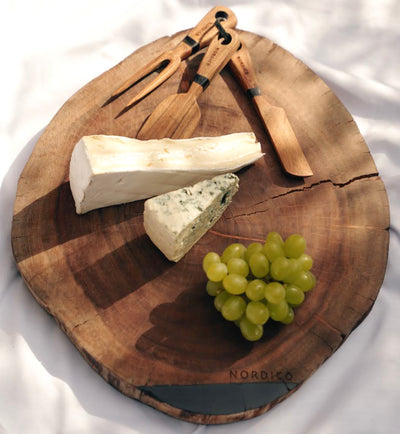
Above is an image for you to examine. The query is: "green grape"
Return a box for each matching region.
[206,280,223,297]
[214,291,230,311]
[206,262,228,282]
[266,231,284,246]
[203,231,315,341]
[221,243,246,263]
[246,279,267,301]
[227,258,249,277]
[285,283,305,306]
[263,240,285,262]
[223,273,248,295]
[298,253,313,271]
[281,306,295,324]
[293,270,316,292]
[234,316,243,327]
[246,301,270,325]
[309,271,316,287]
[264,281,286,304]
[284,234,306,258]
[270,256,291,281]
[202,252,221,273]
[249,252,269,278]
[221,295,246,321]
[285,258,303,283]
[239,317,263,341]
[267,300,289,322]
[244,242,264,261]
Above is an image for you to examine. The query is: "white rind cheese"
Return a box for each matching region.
[143,173,239,262]
[69,133,262,214]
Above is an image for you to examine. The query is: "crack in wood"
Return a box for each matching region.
[308,327,338,352]
[224,173,380,221]
[313,313,343,337]
[208,230,264,242]
[72,312,100,331]
[271,172,379,200]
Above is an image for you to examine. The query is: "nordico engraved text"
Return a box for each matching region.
[229,369,293,382]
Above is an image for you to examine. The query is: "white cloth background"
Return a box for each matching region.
[1,0,399,433]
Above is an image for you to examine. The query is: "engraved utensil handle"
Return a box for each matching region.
[184,6,238,53]
[188,26,240,99]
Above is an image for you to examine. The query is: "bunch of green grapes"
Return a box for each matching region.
[202,232,316,342]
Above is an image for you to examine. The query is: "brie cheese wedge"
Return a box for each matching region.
[69,133,262,214]
[143,173,239,262]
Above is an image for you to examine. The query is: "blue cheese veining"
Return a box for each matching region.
[143,173,239,262]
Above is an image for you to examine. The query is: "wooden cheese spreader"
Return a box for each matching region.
[229,41,313,177]
[137,26,240,140]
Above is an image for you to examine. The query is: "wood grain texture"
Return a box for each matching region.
[11,30,389,424]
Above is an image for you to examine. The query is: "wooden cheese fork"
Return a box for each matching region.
[104,6,237,111]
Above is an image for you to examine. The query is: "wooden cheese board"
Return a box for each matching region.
[11,30,389,424]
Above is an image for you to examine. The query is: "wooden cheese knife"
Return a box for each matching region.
[229,41,313,177]
[137,26,240,140]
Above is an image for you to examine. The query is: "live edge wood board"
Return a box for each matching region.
[11,30,389,424]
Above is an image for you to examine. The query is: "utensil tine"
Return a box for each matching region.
[103,50,181,108]
[125,55,182,107]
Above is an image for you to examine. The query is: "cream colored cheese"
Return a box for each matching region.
[69,133,263,214]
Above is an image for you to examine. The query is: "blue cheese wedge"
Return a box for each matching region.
[143,173,239,262]
[69,133,262,214]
